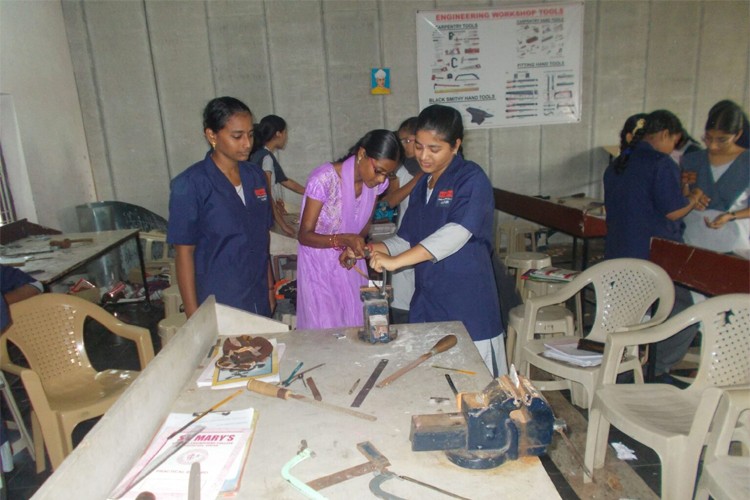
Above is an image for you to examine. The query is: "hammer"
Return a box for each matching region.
[50,238,94,249]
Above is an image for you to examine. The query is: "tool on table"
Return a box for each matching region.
[376,335,457,388]
[431,365,476,376]
[247,379,376,421]
[281,361,304,386]
[282,363,325,387]
[49,237,94,249]
[347,378,360,395]
[280,440,326,500]
[166,389,242,440]
[112,425,205,498]
[445,374,458,396]
[284,440,468,500]
[358,269,396,344]
[306,441,390,491]
[410,367,555,469]
[306,377,322,401]
[187,462,201,500]
[370,470,471,500]
[351,359,388,407]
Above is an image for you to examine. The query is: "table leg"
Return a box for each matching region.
[134,231,151,305]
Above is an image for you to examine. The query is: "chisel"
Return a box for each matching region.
[376,335,458,388]
[247,379,376,421]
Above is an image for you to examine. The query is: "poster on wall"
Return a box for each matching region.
[416,2,584,129]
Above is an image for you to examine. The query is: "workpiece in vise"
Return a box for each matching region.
[358,284,397,344]
[409,371,554,469]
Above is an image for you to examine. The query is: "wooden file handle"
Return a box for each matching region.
[430,335,457,356]
[247,379,291,399]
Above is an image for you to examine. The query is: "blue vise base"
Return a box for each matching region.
[410,374,555,469]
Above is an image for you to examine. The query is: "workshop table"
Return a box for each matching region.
[494,188,606,270]
[33,298,561,499]
[0,229,147,297]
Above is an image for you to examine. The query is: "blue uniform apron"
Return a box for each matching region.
[167,152,273,316]
[398,154,502,341]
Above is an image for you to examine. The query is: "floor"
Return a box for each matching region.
[1,235,686,499]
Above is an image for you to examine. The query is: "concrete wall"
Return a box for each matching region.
[0,0,95,231]
[2,0,749,228]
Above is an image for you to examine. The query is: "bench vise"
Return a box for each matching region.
[409,371,554,469]
[358,269,397,344]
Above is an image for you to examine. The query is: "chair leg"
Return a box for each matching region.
[570,383,588,409]
[31,411,46,474]
[584,405,609,481]
[660,454,699,500]
[506,324,517,368]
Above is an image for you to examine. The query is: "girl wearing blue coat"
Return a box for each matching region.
[167,97,274,318]
[368,105,507,376]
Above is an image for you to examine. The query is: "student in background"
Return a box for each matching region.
[168,97,274,318]
[682,99,749,258]
[603,109,709,380]
[367,105,506,376]
[604,110,707,260]
[380,116,421,324]
[296,130,401,329]
[0,265,42,332]
[250,115,306,236]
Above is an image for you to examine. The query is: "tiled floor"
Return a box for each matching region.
[1,237,685,499]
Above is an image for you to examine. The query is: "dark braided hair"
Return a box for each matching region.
[250,115,286,156]
[612,109,682,174]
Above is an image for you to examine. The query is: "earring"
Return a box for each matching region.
[211,142,216,149]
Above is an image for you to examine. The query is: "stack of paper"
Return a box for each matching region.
[522,266,580,283]
[542,338,602,367]
[109,408,257,499]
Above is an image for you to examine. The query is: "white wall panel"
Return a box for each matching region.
[145,1,215,178]
[83,1,170,216]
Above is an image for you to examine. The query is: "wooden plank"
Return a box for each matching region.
[493,188,607,238]
[649,238,750,296]
[544,391,659,500]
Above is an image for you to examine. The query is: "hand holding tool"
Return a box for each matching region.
[376,335,458,388]
[247,379,376,421]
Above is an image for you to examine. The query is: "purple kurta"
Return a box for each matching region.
[296,156,388,329]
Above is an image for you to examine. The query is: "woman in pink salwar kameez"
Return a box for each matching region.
[296,130,402,329]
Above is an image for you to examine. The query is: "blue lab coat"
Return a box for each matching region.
[604,141,688,260]
[398,154,502,341]
[167,152,273,316]
[0,265,37,331]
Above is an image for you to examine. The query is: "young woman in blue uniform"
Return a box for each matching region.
[250,115,306,236]
[603,109,709,378]
[167,97,274,318]
[367,105,507,376]
[604,109,708,260]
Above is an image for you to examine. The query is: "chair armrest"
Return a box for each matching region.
[80,304,155,369]
[0,335,27,376]
[111,323,155,369]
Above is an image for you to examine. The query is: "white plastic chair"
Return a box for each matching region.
[513,258,675,409]
[695,385,750,500]
[584,294,750,500]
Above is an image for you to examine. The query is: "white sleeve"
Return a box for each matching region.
[262,155,274,174]
[382,234,411,255]
[419,223,472,261]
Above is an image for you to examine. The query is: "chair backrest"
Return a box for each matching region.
[692,294,750,389]
[574,258,675,342]
[2,294,104,395]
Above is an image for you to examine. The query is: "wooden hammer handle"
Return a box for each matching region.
[247,379,291,399]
